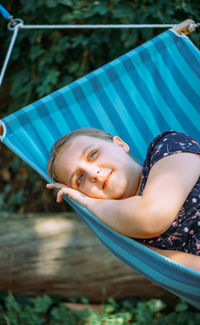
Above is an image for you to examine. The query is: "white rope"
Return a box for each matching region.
[0,120,6,141]
[0,24,21,86]
[20,23,175,30]
[188,23,200,32]
[1,19,199,87]
[0,21,176,86]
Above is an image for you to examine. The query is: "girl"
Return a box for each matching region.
[47,128,200,272]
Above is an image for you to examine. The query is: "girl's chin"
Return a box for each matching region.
[108,188,128,200]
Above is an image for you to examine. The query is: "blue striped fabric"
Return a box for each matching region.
[1,29,200,309]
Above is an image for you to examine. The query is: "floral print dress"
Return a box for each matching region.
[138,131,200,255]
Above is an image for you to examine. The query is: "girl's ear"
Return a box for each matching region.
[112,136,130,153]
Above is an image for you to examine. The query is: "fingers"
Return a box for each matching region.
[57,188,70,203]
[46,182,89,206]
[46,182,66,189]
[57,187,89,206]
[46,184,77,203]
[46,183,70,202]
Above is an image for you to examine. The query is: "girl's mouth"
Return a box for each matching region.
[102,171,112,189]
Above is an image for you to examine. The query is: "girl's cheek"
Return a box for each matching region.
[82,182,92,196]
[88,185,102,198]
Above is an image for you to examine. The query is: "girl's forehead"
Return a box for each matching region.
[58,135,114,163]
[69,135,110,149]
[57,136,94,158]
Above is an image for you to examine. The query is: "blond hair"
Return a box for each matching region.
[48,128,113,182]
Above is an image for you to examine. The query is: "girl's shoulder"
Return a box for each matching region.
[146,130,200,169]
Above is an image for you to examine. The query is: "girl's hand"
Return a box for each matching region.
[46,183,98,210]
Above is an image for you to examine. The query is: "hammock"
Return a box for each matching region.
[0,28,200,309]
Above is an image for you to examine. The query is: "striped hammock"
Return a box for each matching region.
[1,29,200,309]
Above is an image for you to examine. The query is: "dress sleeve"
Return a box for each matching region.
[148,131,200,169]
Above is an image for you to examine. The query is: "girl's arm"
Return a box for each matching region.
[47,152,200,238]
[147,245,200,273]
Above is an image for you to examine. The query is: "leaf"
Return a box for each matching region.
[81,296,89,304]
[95,1,108,15]
[175,301,188,312]
[21,306,46,325]
[37,69,60,96]
[58,0,73,6]
[5,293,22,324]
[32,295,53,314]
[47,0,57,8]
[30,45,45,61]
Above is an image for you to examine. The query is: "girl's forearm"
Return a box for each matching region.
[47,183,152,237]
[47,183,161,238]
[91,195,154,238]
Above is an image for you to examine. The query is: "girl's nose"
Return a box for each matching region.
[89,168,100,183]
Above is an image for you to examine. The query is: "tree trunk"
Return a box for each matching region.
[0,212,175,302]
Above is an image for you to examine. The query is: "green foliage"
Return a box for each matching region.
[0,0,200,212]
[0,293,200,325]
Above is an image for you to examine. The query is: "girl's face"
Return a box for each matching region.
[54,135,142,199]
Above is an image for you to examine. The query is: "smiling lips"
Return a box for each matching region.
[102,171,112,189]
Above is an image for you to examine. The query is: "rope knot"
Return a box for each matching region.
[8,18,24,31]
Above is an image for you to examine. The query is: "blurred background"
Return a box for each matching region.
[0,0,199,214]
[0,2,200,323]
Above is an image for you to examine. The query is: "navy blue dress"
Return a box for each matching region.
[137,131,200,255]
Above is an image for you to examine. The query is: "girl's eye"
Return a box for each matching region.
[89,151,97,160]
[77,174,83,185]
